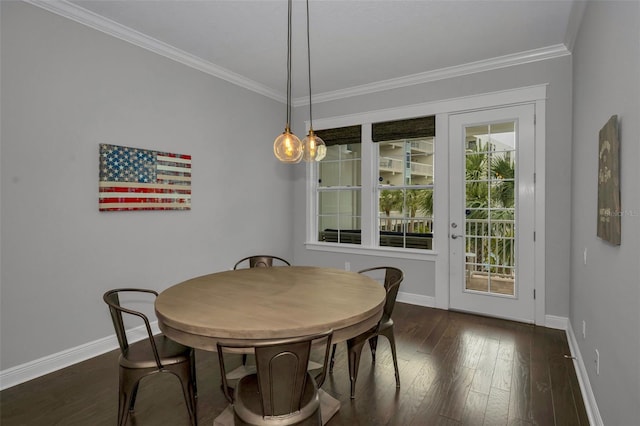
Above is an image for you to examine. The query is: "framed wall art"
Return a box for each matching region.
[99,144,191,211]
[597,115,621,245]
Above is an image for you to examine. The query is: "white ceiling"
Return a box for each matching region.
[33,0,580,103]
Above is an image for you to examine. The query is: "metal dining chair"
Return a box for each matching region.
[232,255,291,368]
[233,255,291,270]
[217,330,333,426]
[103,288,197,426]
[329,266,404,399]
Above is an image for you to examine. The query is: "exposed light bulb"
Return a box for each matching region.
[274,127,303,163]
[302,129,326,162]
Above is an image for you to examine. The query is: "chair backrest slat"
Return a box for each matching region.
[105,291,129,352]
[358,266,404,322]
[216,329,333,418]
[255,340,311,416]
[382,267,403,318]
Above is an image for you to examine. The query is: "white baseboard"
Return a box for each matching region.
[566,321,604,426]
[545,314,569,330]
[396,291,436,307]
[0,322,160,391]
[544,314,604,425]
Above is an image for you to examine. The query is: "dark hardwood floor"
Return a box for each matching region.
[1,304,589,425]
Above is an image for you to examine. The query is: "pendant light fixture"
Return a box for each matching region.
[274,0,303,163]
[301,0,326,162]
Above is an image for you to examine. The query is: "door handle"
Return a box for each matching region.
[451,234,465,239]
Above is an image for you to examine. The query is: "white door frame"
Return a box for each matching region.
[433,85,546,326]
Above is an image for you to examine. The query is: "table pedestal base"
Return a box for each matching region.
[213,389,340,426]
[224,360,323,381]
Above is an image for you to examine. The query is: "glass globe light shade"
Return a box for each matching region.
[302,130,327,162]
[274,128,303,163]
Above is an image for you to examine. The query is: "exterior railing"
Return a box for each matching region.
[465,218,515,277]
[379,217,433,234]
[379,158,432,177]
[410,162,431,175]
[409,140,433,153]
[379,157,403,173]
[320,217,513,263]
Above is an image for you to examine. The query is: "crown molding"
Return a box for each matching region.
[23,0,286,103]
[293,44,570,106]
[25,0,569,107]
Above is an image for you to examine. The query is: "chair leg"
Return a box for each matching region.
[117,389,130,426]
[188,381,198,426]
[329,344,337,374]
[346,338,367,399]
[190,350,198,398]
[118,375,139,426]
[380,327,400,387]
[368,336,379,364]
[129,382,139,411]
[177,372,198,426]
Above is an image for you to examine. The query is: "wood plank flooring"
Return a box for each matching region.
[0,304,589,425]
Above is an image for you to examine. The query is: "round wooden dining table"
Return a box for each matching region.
[155,266,386,351]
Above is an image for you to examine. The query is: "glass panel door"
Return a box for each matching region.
[449,105,535,323]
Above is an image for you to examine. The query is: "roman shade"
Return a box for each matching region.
[315,125,362,146]
[372,116,435,142]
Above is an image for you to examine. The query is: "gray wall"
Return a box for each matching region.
[0,2,294,370]
[292,56,574,319]
[4,6,637,423]
[570,1,640,424]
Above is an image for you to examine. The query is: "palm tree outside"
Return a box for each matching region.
[464,141,516,287]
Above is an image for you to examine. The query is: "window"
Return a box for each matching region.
[316,126,362,245]
[377,137,434,249]
[313,117,435,252]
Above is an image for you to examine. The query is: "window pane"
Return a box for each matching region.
[379,189,403,231]
[319,143,362,187]
[379,143,404,185]
[490,152,515,209]
[318,189,361,217]
[318,191,338,215]
[342,159,361,186]
[319,161,340,187]
[490,209,514,221]
[378,138,433,186]
[488,122,515,154]
[323,144,342,161]
[410,139,434,186]
[378,188,433,250]
[318,215,338,232]
[317,189,361,245]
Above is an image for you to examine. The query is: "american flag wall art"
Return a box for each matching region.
[99,144,191,211]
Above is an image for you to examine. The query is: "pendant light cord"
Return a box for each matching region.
[286,0,293,129]
[306,0,313,130]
